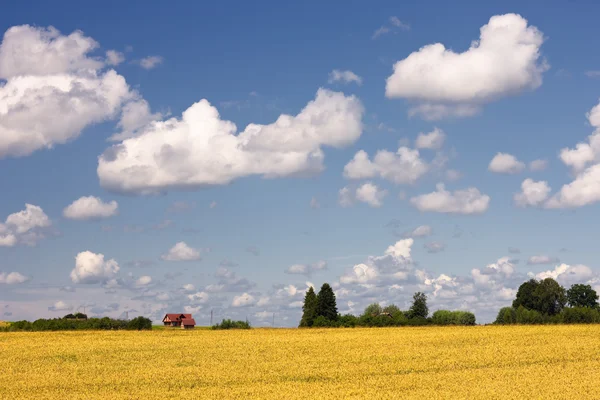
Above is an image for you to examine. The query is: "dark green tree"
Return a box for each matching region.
[316,283,338,321]
[299,286,318,327]
[534,278,567,316]
[567,284,599,308]
[408,292,428,319]
[362,303,383,317]
[512,279,540,310]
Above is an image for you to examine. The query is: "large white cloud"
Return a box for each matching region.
[0,271,30,284]
[231,293,256,307]
[0,204,52,247]
[98,89,364,194]
[343,147,428,184]
[533,263,594,286]
[410,183,490,214]
[514,179,551,207]
[385,14,547,120]
[546,101,600,208]
[63,196,118,220]
[0,25,144,158]
[355,182,387,207]
[161,242,201,261]
[70,251,120,284]
[488,153,526,174]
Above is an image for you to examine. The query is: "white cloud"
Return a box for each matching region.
[139,56,163,70]
[527,255,559,265]
[328,69,362,85]
[63,196,118,220]
[0,25,137,158]
[340,263,379,284]
[372,16,410,39]
[231,293,256,307]
[187,291,210,304]
[534,263,594,286]
[0,204,52,247]
[105,50,124,66]
[585,71,600,78]
[424,241,445,253]
[343,147,428,184]
[415,128,445,150]
[98,89,364,194]
[529,159,548,171]
[70,251,120,284]
[488,153,526,174]
[514,179,551,207]
[181,284,196,293]
[410,183,490,214]
[161,242,201,261]
[403,225,432,238]
[558,102,600,173]
[446,169,462,181]
[285,260,327,275]
[48,301,73,312]
[110,98,162,141]
[386,14,547,120]
[0,271,30,284]
[356,182,388,207]
[134,275,152,287]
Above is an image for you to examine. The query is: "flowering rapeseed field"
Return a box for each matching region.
[1,325,599,399]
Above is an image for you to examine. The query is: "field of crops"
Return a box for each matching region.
[2,325,600,399]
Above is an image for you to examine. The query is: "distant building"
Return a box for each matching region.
[162,313,196,329]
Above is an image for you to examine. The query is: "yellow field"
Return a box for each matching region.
[2,326,600,399]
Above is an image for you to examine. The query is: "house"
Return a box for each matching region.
[162,313,196,329]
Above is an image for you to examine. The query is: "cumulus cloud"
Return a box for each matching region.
[355,182,387,207]
[328,69,362,85]
[0,204,52,247]
[105,50,124,66]
[533,263,594,286]
[139,56,163,69]
[134,275,152,287]
[402,225,432,238]
[385,14,547,120]
[98,89,364,194]
[161,242,202,261]
[410,183,490,214]
[0,271,30,284]
[285,260,327,275]
[488,153,526,174]
[338,186,354,207]
[415,128,445,150]
[343,147,428,184]
[527,255,559,265]
[0,25,141,158]
[205,267,256,293]
[70,251,120,284]
[187,291,210,305]
[63,196,118,220]
[514,179,551,207]
[48,301,73,312]
[231,293,256,307]
[546,102,600,208]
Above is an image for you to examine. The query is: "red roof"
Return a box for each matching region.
[182,319,196,326]
[163,313,193,322]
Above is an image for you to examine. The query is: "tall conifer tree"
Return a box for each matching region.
[316,283,338,321]
[299,286,318,327]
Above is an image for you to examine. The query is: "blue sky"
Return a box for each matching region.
[1,1,600,325]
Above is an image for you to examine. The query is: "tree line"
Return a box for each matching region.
[1,315,152,331]
[496,278,600,324]
[300,283,476,327]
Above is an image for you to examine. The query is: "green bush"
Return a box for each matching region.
[431,310,476,326]
[311,315,332,327]
[1,317,151,331]
[338,314,358,327]
[515,306,543,324]
[562,307,600,324]
[495,307,517,325]
[212,319,251,330]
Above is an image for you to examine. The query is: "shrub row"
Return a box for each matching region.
[495,306,600,325]
[1,316,152,331]
[211,319,251,330]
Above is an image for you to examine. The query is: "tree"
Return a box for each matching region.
[512,279,540,310]
[362,303,383,317]
[316,283,338,321]
[567,284,599,309]
[408,292,428,319]
[534,278,567,316]
[299,286,318,327]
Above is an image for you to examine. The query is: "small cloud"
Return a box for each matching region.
[48,301,73,312]
[508,247,521,254]
[0,271,30,284]
[310,197,320,209]
[585,70,600,78]
[209,201,217,209]
[527,255,560,265]
[372,16,410,39]
[167,201,196,213]
[529,159,548,172]
[424,241,446,253]
[328,69,363,86]
[161,242,202,261]
[105,50,125,66]
[139,56,163,70]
